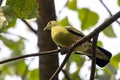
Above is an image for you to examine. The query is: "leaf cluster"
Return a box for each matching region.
[58,0,120,80]
[0,0,39,80]
[0,0,120,80]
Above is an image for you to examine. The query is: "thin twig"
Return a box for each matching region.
[21,19,37,34]
[99,0,120,25]
[58,0,69,14]
[50,47,73,80]
[90,34,99,80]
[0,49,62,64]
[49,11,120,80]
[62,70,71,80]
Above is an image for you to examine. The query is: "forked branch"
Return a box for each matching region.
[49,11,120,80]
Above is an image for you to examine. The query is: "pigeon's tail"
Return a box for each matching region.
[88,46,112,67]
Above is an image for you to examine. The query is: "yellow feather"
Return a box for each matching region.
[44,21,109,60]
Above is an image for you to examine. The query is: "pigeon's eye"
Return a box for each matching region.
[49,22,52,25]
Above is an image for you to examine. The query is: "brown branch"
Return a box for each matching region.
[90,34,98,80]
[73,11,120,49]
[62,70,71,80]
[0,0,3,6]
[49,11,120,80]
[58,0,69,14]
[21,19,37,34]
[0,49,62,64]
[99,0,120,25]
[49,47,73,80]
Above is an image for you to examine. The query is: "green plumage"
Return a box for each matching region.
[44,21,112,67]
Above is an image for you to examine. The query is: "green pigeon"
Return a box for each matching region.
[44,21,112,67]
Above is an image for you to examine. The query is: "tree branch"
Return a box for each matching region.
[0,0,3,6]
[58,0,69,14]
[50,47,72,80]
[49,11,120,80]
[21,19,37,34]
[99,0,120,25]
[62,69,71,80]
[0,49,62,64]
[90,34,98,80]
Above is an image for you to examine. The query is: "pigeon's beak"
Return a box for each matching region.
[43,27,47,30]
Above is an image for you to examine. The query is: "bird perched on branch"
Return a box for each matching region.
[44,21,112,67]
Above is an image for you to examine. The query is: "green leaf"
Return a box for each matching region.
[16,61,28,76]
[96,65,116,80]
[29,69,39,80]
[63,53,84,80]
[110,53,120,69]
[97,41,103,47]
[65,53,85,73]
[106,64,117,74]
[70,72,81,80]
[1,63,17,75]
[0,6,17,33]
[96,74,112,80]
[58,17,69,26]
[67,0,77,10]
[0,18,16,33]
[118,0,120,6]
[1,62,19,75]
[72,54,85,67]
[103,25,116,38]
[2,6,16,22]
[0,35,25,56]
[0,60,26,77]
[6,0,39,19]
[78,8,99,30]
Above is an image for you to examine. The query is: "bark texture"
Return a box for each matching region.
[37,0,59,80]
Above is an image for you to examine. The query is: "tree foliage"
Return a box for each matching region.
[0,0,120,80]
